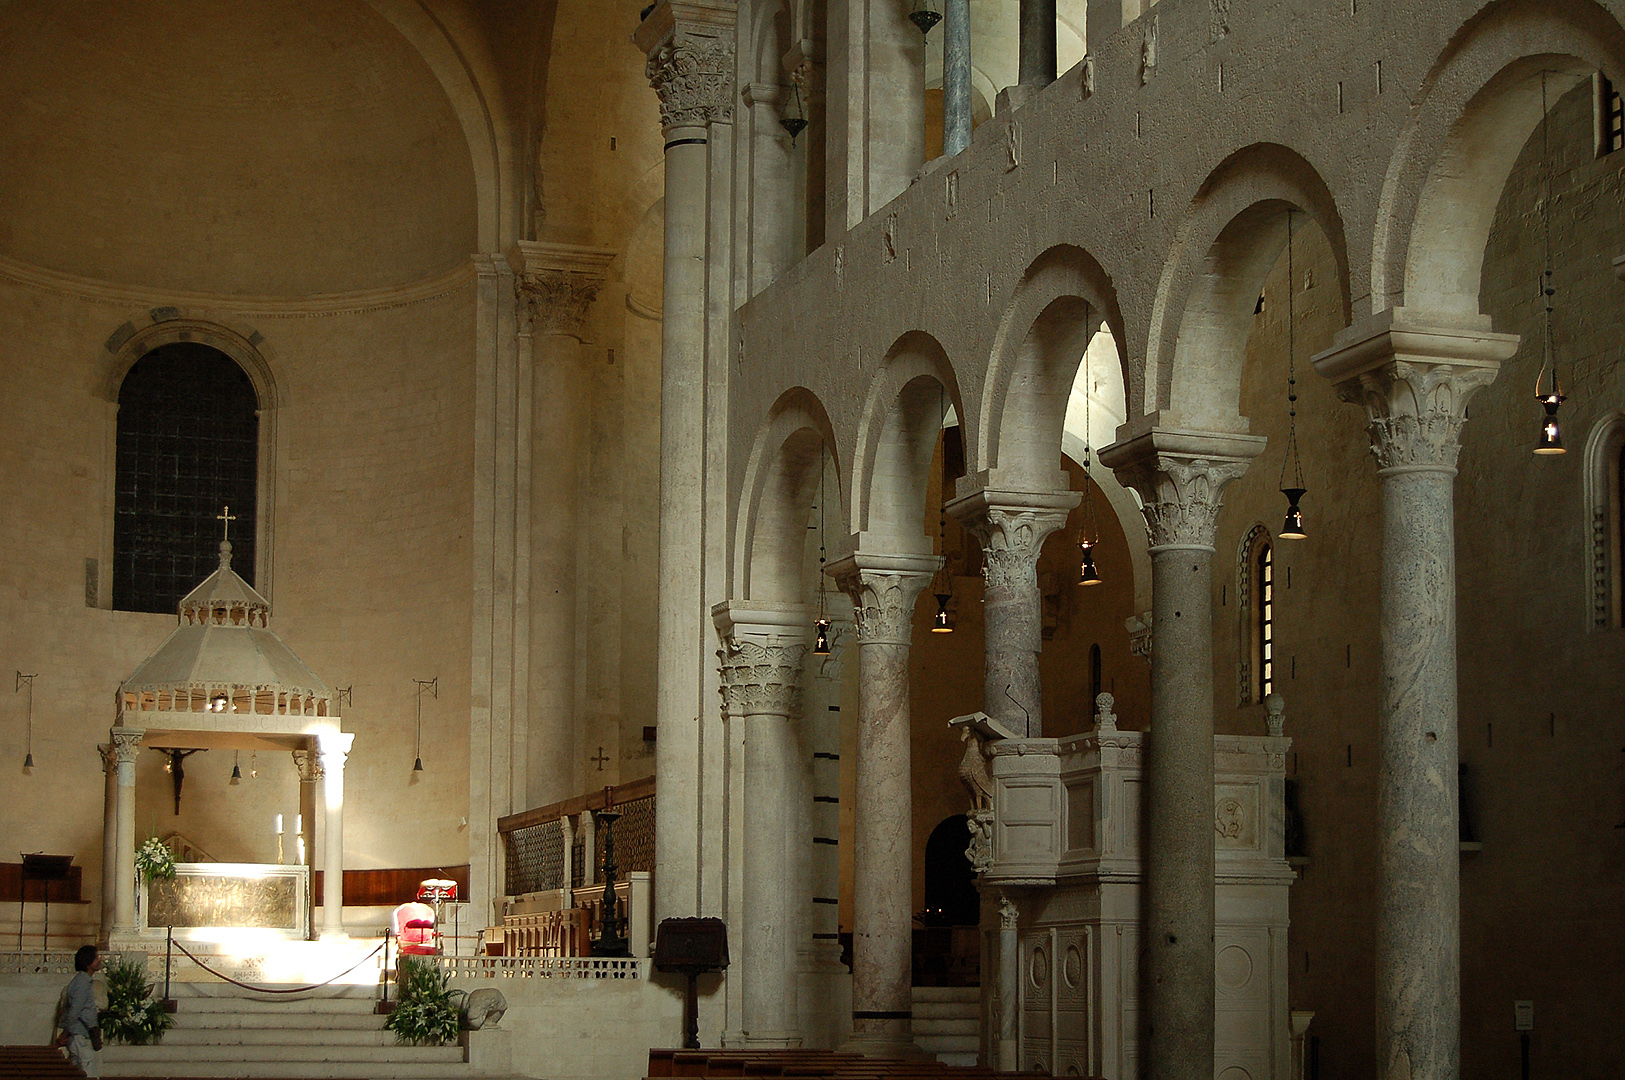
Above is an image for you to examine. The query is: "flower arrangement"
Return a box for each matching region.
[134,837,175,884]
[383,956,464,1046]
[99,955,174,1045]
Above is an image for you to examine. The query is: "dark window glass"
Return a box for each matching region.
[1606,80,1623,154]
[113,343,258,613]
[1254,541,1274,701]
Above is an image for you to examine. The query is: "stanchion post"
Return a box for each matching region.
[376,928,394,1014]
[162,926,176,1012]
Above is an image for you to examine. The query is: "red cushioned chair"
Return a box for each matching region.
[392,901,437,955]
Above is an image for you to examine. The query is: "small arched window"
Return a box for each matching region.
[113,343,259,613]
[1238,525,1274,704]
[1584,415,1625,629]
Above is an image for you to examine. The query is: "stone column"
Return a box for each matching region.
[947,488,1080,738]
[1313,312,1517,1080]
[829,553,939,1057]
[293,749,322,939]
[109,727,143,937]
[1018,0,1057,87]
[99,743,118,943]
[1100,426,1264,1080]
[512,242,615,806]
[804,612,849,973]
[636,0,736,926]
[943,0,972,157]
[317,731,354,939]
[716,603,809,1047]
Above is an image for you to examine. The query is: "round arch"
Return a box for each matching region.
[1372,0,1625,318]
[735,387,845,604]
[1146,143,1351,434]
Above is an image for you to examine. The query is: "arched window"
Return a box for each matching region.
[113,343,259,613]
[1584,415,1625,629]
[1238,525,1273,704]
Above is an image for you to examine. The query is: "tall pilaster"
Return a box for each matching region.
[829,553,939,1058]
[317,731,354,939]
[716,603,809,1047]
[512,241,615,806]
[109,727,143,937]
[1314,311,1517,1080]
[1100,426,1264,1080]
[635,0,736,927]
[99,743,118,943]
[825,0,924,230]
[946,488,1080,737]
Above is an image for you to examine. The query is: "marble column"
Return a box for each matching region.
[293,749,322,939]
[1313,312,1517,1080]
[109,727,143,937]
[1101,426,1264,1080]
[512,242,615,806]
[317,731,354,939]
[716,603,809,1047]
[636,0,736,926]
[943,0,972,157]
[99,743,117,943]
[1018,0,1057,87]
[830,554,939,1058]
[947,488,1079,738]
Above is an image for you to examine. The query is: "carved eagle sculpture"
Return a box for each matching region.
[957,725,994,812]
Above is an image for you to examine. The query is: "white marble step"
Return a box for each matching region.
[105,1043,463,1064]
[912,985,980,1065]
[911,985,980,1002]
[171,995,379,1014]
[178,1010,385,1030]
[912,1016,978,1036]
[103,1063,477,1080]
[162,1027,401,1046]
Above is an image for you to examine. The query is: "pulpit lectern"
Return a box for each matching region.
[654,917,728,1050]
[18,853,73,951]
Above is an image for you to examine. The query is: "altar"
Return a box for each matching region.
[143,863,310,939]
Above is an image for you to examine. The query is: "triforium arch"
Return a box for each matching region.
[1373,0,1625,318]
[735,386,844,604]
[1149,143,1352,433]
[851,332,963,554]
[979,244,1125,489]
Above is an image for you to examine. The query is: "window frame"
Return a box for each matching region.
[1584,414,1625,630]
[1237,524,1275,705]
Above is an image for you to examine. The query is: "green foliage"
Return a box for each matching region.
[134,838,175,883]
[99,955,174,1045]
[384,956,464,1046]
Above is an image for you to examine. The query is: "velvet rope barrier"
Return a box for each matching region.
[168,938,385,994]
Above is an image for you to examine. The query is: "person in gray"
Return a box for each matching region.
[52,944,102,1077]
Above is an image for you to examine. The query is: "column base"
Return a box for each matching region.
[840,1031,929,1060]
[319,928,350,942]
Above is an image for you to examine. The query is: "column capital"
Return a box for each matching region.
[510,242,616,341]
[99,742,116,775]
[109,727,144,766]
[828,553,940,646]
[1313,308,1518,475]
[714,601,809,717]
[292,748,323,783]
[1100,426,1265,551]
[316,730,354,765]
[946,487,1080,593]
[635,1,737,131]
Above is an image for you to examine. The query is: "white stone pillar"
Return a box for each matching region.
[636,0,737,927]
[1314,313,1516,1080]
[830,554,939,1058]
[99,743,118,943]
[716,603,809,1047]
[293,749,322,939]
[947,488,1080,738]
[317,731,354,939]
[1101,426,1263,1080]
[995,894,1020,1072]
[512,242,616,806]
[109,727,143,937]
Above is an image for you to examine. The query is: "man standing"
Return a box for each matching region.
[53,944,102,1077]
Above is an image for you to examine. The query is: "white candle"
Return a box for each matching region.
[275,813,283,835]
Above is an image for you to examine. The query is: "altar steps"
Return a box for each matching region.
[911,987,980,1066]
[0,1046,86,1078]
[100,984,484,1080]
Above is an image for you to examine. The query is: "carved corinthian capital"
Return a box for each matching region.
[1312,309,1518,475]
[292,748,323,783]
[509,242,616,342]
[1100,426,1265,551]
[718,638,807,717]
[109,727,144,767]
[636,3,736,131]
[947,489,1079,595]
[827,554,939,646]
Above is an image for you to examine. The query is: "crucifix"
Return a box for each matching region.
[216,505,237,541]
[164,749,205,814]
[591,746,610,772]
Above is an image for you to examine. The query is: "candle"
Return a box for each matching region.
[275,813,283,835]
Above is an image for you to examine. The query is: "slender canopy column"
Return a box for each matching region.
[1314,313,1516,1080]
[716,602,809,1047]
[317,731,354,939]
[1101,426,1263,1080]
[1018,0,1057,87]
[99,743,117,943]
[108,730,142,938]
[636,0,736,927]
[946,488,1079,737]
[830,553,938,1058]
